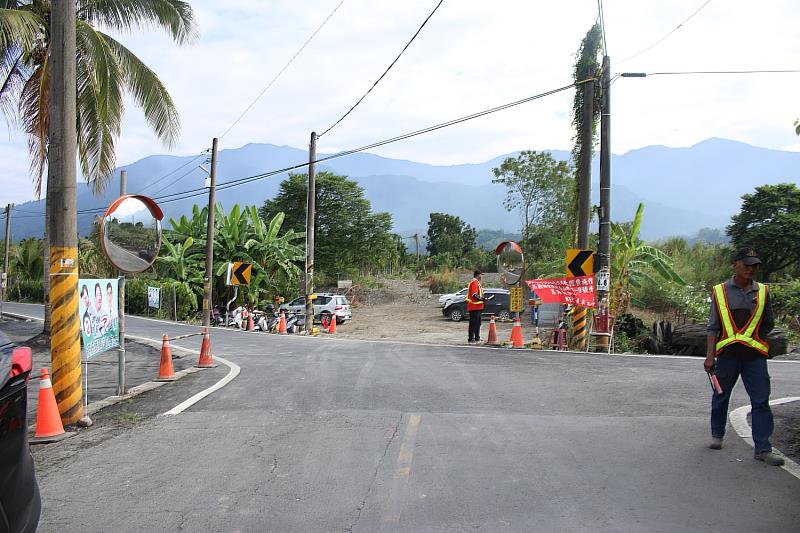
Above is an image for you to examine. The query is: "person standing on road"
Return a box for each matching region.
[467,270,486,344]
[705,248,784,466]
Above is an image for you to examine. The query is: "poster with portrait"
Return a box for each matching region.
[78,278,120,358]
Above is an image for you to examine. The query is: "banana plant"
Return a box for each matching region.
[610,203,685,316]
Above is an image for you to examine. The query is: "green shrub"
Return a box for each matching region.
[427,270,462,294]
[124,278,198,321]
[14,279,44,303]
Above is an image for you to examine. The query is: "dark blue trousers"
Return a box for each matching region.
[710,357,774,453]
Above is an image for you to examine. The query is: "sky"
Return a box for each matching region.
[2,0,799,204]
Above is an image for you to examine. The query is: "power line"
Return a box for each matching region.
[618,0,712,65]
[10,79,587,217]
[318,0,445,138]
[597,0,608,54]
[136,153,207,194]
[218,0,346,140]
[621,69,800,77]
[148,163,204,198]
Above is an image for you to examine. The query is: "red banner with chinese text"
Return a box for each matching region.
[525,275,596,308]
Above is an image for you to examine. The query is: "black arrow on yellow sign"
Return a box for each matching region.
[566,249,595,277]
[231,262,252,285]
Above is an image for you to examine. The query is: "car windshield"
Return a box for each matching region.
[290,297,304,306]
[336,297,348,305]
[316,296,331,305]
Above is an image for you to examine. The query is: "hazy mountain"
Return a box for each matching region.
[6,138,798,243]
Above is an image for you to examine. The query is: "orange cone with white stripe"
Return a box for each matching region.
[327,316,337,334]
[509,317,525,348]
[156,335,177,381]
[197,328,215,368]
[278,311,288,334]
[32,368,67,441]
[247,310,255,331]
[486,314,499,345]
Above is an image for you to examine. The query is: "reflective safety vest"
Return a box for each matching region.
[466,278,484,311]
[713,282,769,356]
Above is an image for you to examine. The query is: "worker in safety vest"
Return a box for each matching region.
[705,248,783,466]
[466,270,486,344]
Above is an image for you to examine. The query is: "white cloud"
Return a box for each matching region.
[2,0,800,203]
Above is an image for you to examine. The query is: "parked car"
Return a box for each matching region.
[442,288,525,322]
[279,293,352,324]
[438,287,467,308]
[0,332,40,533]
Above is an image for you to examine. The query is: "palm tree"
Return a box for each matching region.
[10,237,43,280]
[610,203,685,317]
[0,0,197,194]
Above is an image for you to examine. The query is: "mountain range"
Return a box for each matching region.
[6,137,800,244]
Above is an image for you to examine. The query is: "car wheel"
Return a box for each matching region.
[449,308,464,322]
[497,310,511,321]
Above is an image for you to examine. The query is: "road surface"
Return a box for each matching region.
[7,302,800,532]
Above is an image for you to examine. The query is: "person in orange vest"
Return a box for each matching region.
[705,248,783,466]
[466,270,486,344]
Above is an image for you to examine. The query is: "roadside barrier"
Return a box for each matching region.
[510,317,525,348]
[31,368,68,443]
[197,328,215,368]
[278,311,288,335]
[155,335,178,381]
[549,328,568,351]
[486,314,499,345]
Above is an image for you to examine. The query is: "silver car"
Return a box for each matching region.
[279,293,352,324]
[438,287,467,307]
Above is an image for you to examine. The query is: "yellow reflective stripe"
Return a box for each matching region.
[714,284,735,338]
[741,283,766,338]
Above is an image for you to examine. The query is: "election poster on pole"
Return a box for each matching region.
[147,286,161,309]
[78,278,120,358]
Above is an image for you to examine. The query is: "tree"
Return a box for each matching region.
[726,183,800,280]
[491,150,574,272]
[426,213,476,258]
[610,203,684,317]
[260,172,398,278]
[0,0,196,194]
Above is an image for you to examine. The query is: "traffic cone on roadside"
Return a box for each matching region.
[486,314,499,345]
[197,328,215,368]
[278,311,288,334]
[509,317,525,348]
[327,316,337,334]
[248,311,255,332]
[155,335,177,381]
[30,368,70,443]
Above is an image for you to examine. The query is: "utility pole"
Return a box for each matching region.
[202,138,218,327]
[577,79,595,248]
[1,203,11,319]
[47,0,82,424]
[412,233,420,265]
[117,171,127,395]
[598,56,612,310]
[305,132,317,334]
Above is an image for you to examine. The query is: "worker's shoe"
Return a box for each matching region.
[709,437,723,450]
[754,451,785,466]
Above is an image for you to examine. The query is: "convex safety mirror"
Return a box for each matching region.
[99,195,163,273]
[495,241,525,286]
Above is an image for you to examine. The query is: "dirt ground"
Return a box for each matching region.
[333,278,543,346]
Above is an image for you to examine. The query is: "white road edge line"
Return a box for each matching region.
[729,397,800,480]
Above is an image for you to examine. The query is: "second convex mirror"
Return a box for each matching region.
[100,195,164,273]
[495,241,525,286]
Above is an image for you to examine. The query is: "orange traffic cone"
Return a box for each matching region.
[486,314,499,345]
[278,311,288,335]
[509,317,525,348]
[247,311,255,331]
[30,368,70,443]
[197,328,215,368]
[327,316,337,334]
[156,335,177,381]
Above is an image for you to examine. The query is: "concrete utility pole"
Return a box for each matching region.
[117,171,127,395]
[412,233,420,265]
[202,138,219,327]
[1,204,11,318]
[305,132,317,334]
[577,79,595,248]
[598,56,612,306]
[47,0,82,424]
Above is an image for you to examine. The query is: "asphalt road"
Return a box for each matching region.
[8,302,800,532]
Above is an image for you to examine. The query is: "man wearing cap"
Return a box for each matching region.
[705,248,783,466]
[466,270,486,344]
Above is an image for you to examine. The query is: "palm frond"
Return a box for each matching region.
[0,7,42,51]
[78,0,198,45]
[102,32,179,148]
[18,46,47,197]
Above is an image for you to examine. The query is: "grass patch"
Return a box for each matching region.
[115,410,146,423]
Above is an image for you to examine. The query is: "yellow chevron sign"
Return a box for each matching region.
[566,249,595,277]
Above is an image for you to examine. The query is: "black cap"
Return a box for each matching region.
[733,248,762,266]
[474,269,482,277]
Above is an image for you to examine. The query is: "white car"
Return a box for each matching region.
[438,287,468,307]
[279,293,352,324]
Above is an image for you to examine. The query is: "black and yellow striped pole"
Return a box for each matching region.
[566,249,594,352]
[47,1,83,425]
[570,306,588,351]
